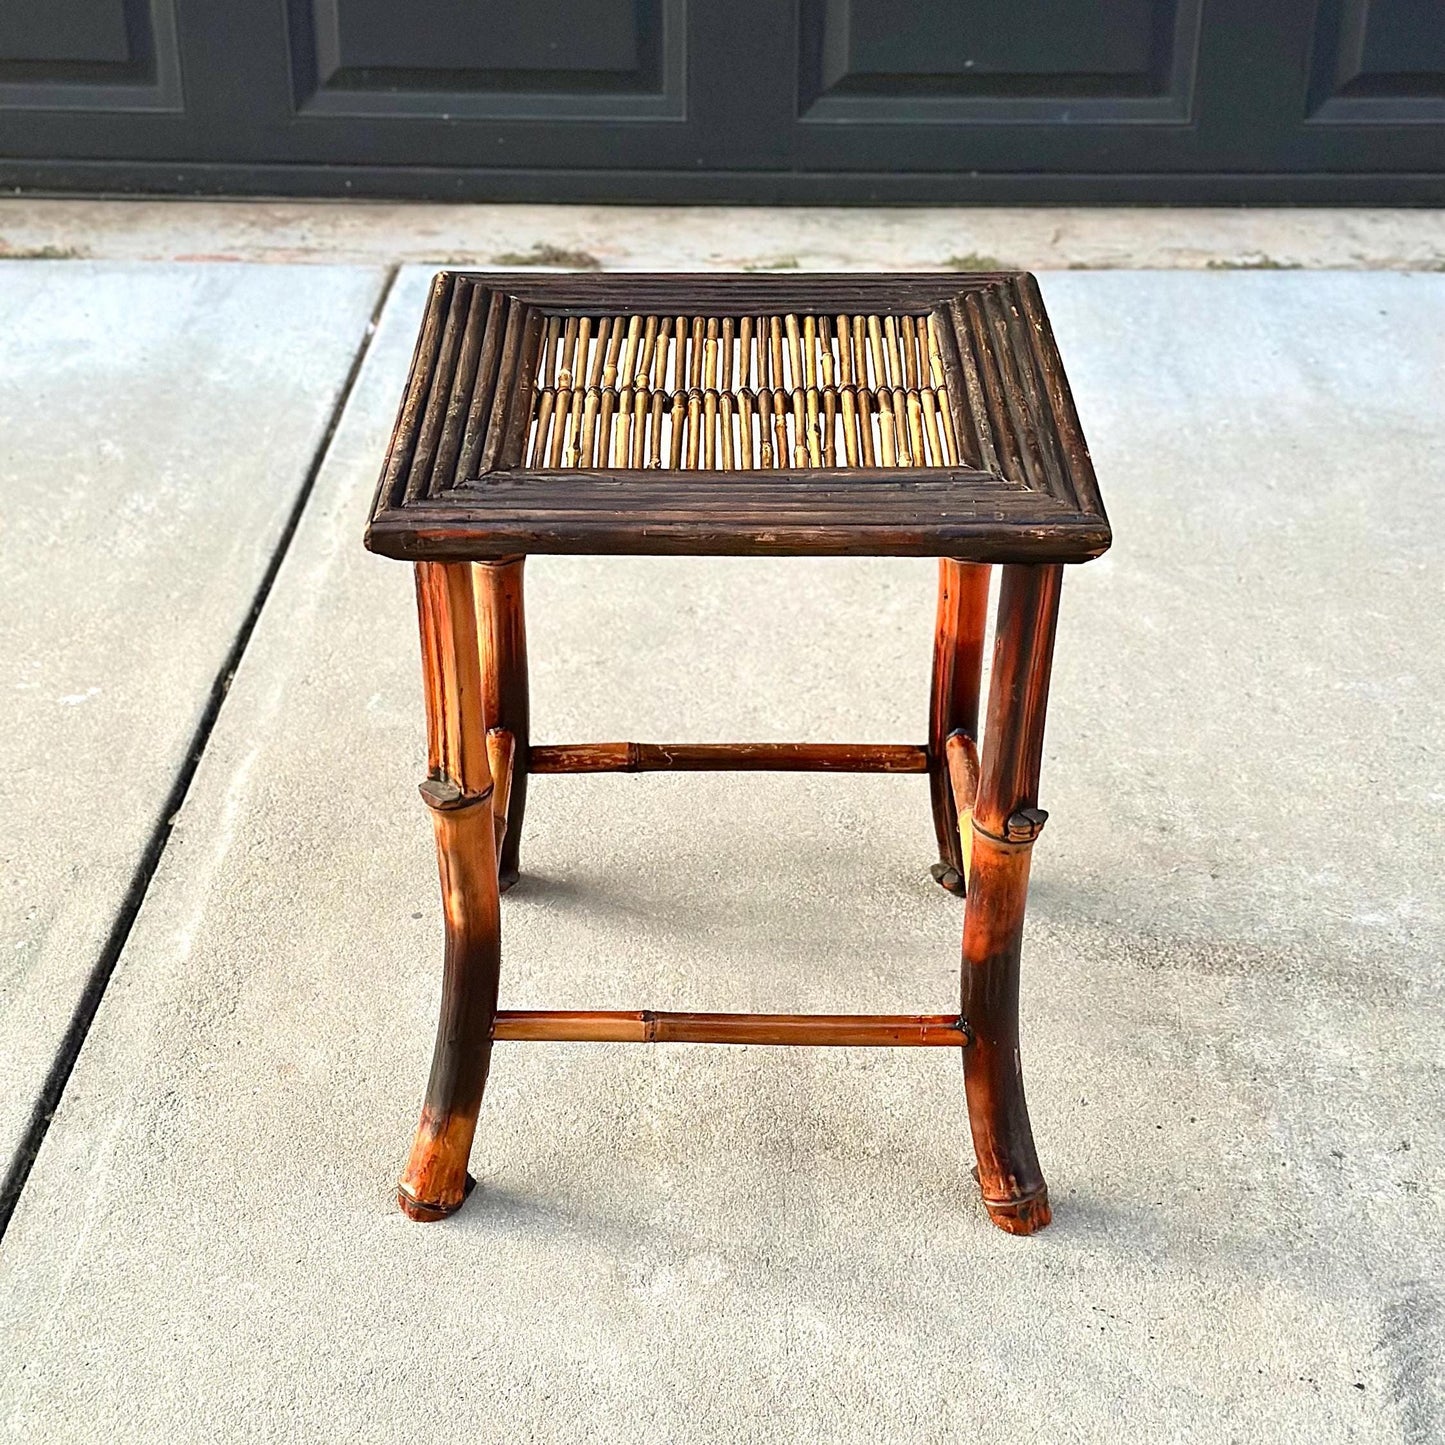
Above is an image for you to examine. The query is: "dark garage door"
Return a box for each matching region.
[2,0,1442,202]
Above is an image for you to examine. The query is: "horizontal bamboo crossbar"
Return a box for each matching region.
[526,311,961,472]
[528,742,931,774]
[492,1011,970,1047]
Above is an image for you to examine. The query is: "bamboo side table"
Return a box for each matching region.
[365,272,1110,1236]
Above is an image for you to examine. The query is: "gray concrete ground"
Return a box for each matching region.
[0,262,383,1178]
[1,255,1443,1442]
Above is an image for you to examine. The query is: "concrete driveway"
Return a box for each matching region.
[1,233,1441,1442]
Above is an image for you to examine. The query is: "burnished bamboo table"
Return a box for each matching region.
[365,272,1110,1236]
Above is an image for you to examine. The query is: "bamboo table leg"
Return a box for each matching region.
[962,563,1061,1235]
[929,559,990,894]
[474,558,530,891]
[398,560,503,1222]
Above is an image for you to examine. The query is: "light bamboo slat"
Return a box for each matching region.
[524,310,956,471]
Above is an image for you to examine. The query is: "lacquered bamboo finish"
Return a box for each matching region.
[960,563,1062,1235]
[529,741,930,774]
[398,561,503,1224]
[473,558,529,890]
[493,1011,969,1047]
[944,730,981,889]
[376,271,1106,1238]
[928,559,990,894]
[487,727,515,854]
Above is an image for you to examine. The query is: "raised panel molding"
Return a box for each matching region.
[799,0,1202,123]
[0,0,181,112]
[1308,0,1445,121]
[288,0,686,120]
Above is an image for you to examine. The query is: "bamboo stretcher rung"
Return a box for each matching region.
[492,1011,971,1047]
[525,310,962,471]
[528,742,931,774]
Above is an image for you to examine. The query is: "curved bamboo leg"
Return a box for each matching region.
[962,563,1061,1235]
[929,559,991,894]
[398,561,502,1223]
[474,558,530,892]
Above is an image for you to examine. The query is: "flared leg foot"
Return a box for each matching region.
[398,1111,479,1221]
[398,1190,474,1224]
[983,1186,1052,1236]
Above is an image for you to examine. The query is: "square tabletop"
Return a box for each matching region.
[364,272,1109,563]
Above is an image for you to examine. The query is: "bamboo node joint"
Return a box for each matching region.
[972,806,1049,846]
[418,777,496,812]
[1004,806,1049,842]
[971,803,1051,843]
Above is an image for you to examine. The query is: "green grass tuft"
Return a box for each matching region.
[944,252,1007,272]
[490,244,601,271]
[0,243,87,260]
[1204,256,1303,270]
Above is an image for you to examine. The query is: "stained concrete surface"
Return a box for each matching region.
[3,198,1444,272]
[0,267,1442,1442]
[0,262,385,1180]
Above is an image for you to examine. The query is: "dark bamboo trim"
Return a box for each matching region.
[959,291,1027,494]
[1012,275,1109,525]
[405,275,472,505]
[398,561,503,1225]
[992,281,1071,507]
[497,307,547,472]
[368,504,1107,564]
[452,273,1022,313]
[453,290,509,486]
[381,271,449,514]
[975,286,1054,501]
[365,272,1110,566]
[928,559,990,895]
[477,300,528,475]
[430,282,491,496]
[492,1011,969,1047]
[960,562,1062,1236]
[528,742,930,774]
